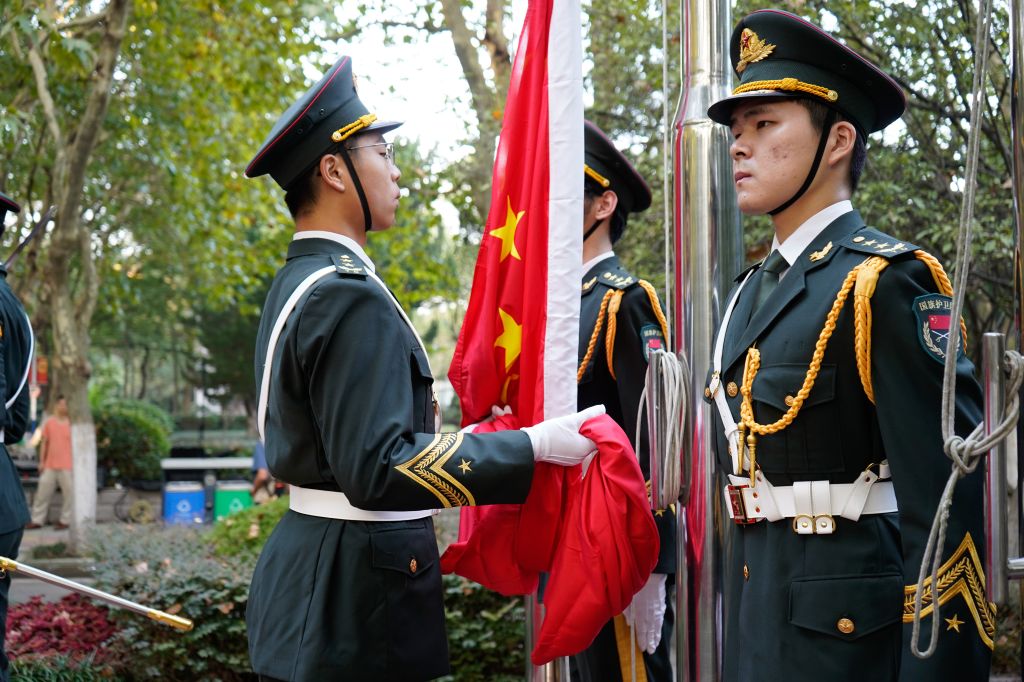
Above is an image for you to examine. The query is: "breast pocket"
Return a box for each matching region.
[370,522,448,677]
[410,346,435,433]
[750,363,841,474]
[788,573,902,680]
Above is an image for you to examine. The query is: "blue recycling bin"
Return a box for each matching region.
[163,481,205,525]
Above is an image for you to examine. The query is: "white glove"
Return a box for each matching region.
[460,405,513,434]
[623,573,667,654]
[522,405,605,465]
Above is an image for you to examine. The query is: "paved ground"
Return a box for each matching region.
[7,524,92,605]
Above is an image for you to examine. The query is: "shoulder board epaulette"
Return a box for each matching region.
[331,253,367,278]
[596,269,637,290]
[840,228,918,258]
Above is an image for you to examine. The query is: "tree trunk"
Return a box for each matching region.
[28,0,132,551]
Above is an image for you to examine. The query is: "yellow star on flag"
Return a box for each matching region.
[494,308,522,371]
[489,196,524,261]
[945,613,963,633]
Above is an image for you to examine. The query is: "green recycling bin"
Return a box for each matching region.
[214,481,253,520]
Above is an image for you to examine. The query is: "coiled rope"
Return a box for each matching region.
[909,0,1024,658]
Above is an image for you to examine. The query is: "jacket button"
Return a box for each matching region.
[705,387,712,398]
[743,564,749,580]
[784,394,795,407]
[836,617,855,634]
[853,236,866,243]
[726,382,739,397]
[409,557,418,574]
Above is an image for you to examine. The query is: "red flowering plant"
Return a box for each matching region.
[6,594,126,667]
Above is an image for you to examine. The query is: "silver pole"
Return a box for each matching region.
[983,333,1008,604]
[673,0,740,678]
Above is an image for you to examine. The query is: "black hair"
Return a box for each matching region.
[796,98,867,191]
[284,165,319,219]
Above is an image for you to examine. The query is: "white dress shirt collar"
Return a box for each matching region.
[293,230,376,273]
[771,200,853,268]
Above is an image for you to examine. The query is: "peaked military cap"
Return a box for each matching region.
[584,120,652,214]
[708,10,905,135]
[246,56,402,190]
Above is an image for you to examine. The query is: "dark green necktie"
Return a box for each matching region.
[752,250,788,314]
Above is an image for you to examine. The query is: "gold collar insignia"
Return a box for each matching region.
[809,241,833,262]
[737,28,776,74]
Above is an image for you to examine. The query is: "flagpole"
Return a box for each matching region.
[0,556,193,631]
[673,0,740,679]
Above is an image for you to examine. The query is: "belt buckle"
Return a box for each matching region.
[726,484,760,525]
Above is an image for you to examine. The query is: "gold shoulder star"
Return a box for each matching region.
[945,613,963,633]
[458,458,472,474]
[489,196,524,262]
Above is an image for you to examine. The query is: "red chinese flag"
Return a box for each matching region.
[447,0,583,428]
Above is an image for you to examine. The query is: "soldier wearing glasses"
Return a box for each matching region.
[244,56,603,681]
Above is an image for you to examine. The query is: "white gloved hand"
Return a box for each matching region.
[460,404,513,434]
[522,404,605,465]
[623,573,667,654]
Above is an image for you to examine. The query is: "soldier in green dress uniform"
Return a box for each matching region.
[244,56,604,682]
[572,121,675,682]
[0,192,34,682]
[704,10,990,681]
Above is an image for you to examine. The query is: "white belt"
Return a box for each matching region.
[724,462,897,535]
[289,486,435,522]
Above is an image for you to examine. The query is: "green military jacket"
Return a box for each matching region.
[707,211,990,681]
[576,254,675,682]
[247,236,535,681]
[0,266,31,536]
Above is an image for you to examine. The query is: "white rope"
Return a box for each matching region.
[636,349,689,507]
[908,0,1024,657]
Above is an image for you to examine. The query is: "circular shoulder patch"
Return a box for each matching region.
[913,294,963,364]
[641,324,666,362]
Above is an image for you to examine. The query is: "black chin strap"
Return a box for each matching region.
[768,109,837,216]
[583,220,602,242]
[337,146,373,232]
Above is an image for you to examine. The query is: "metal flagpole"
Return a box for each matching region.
[0,556,193,631]
[672,0,740,679]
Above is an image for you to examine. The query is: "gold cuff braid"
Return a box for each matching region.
[903,532,996,650]
[395,433,475,507]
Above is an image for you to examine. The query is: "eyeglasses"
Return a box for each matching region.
[346,141,395,165]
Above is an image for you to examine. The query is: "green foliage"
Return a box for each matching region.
[207,496,289,559]
[439,576,526,681]
[94,399,172,482]
[9,653,112,682]
[88,524,254,681]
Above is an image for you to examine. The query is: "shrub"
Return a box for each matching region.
[440,575,526,681]
[9,653,114,681]
[88,524,254,681]
[94,400,172,482]
[207,496,288,559]
[7,594,125,676]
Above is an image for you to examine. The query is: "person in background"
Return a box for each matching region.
[26,395,73,530]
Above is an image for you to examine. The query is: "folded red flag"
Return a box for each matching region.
[440,413,659,663]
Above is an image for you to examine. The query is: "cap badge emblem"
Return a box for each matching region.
[737,28,775,73]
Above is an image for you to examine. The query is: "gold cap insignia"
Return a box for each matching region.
[737,28,776,74]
